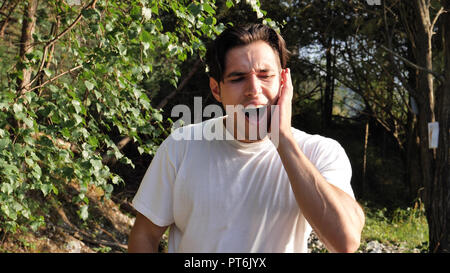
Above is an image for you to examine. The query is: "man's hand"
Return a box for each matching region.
[271,68,293,139]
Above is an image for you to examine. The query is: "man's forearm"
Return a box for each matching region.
[276,132,365,253]
[128,229,160,253]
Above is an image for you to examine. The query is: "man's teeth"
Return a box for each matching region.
[243,105,267,118]
[245,105,265,110]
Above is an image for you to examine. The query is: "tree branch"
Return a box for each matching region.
[26,64,83,93]
[380,44,445,83]
[430,7,445,35]
[26,0,98,90]
[31,132,79,153]
[156,58,203,109]
[47,0,98,49]
[0,0,18,38]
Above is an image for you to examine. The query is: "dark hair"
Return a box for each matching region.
[206,24,290,83]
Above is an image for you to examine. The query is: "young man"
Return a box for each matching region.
[128,24,365,253]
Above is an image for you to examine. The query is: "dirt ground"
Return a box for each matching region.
[0,184,136,253]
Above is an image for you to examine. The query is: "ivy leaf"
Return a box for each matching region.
[153,112,163,122]
[79,205,89,221]
[142,7,152,20]
[203,3,215,14]
[188,3,202,17]
[84,80,95,91]
[88,135,99,149]
[40,183,51,196]
[43,68,52,77]
[13,103,23,114]
[90,158,102,172]
[1,183,13,195]
[204,16,216,26]
[72,99,82,114]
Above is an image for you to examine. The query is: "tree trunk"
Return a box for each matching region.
[17,0,38,93]
[361,120,369,197]
[411,0,449,253]
[427,0,450,253]
[322,36,335,131]
[405,110,422,200]
[405,45,423,201]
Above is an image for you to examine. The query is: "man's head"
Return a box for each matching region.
[205,24,290,142]
[206,24,289,84]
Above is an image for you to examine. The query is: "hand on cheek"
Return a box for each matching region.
[274,68,293,137]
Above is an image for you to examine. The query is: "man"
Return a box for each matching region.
[128,24,365,253]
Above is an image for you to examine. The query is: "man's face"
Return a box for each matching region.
[210,40,282,141]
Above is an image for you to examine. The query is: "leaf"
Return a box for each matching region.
[88,135,99,148]
[0,138,10,149]
[43,68,52,77]
[84,80,95,91]
[140,29,152,43]
[90,158,102,172]
[79,205,89,221]
[72,99,82,114]
[203,3,215,14]
[25,157,34,167]
[204,16,216,26]
[142,7,152,20]
[73,113,84,125]
[40,184,52,196]
[1,183,13,195]
[187,2,202,17]
[130,5,142,20]
[153,112,163,122]
[104,184,113,194]
[23,117,34,128]
[62,167,75,179]
[13,103,23,114]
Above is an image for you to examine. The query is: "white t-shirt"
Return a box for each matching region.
[132,116,354,253]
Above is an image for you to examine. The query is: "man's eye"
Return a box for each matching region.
[230,77,244,82]
[259,75,274,80]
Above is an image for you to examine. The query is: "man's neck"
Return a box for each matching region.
[222,117,266,143]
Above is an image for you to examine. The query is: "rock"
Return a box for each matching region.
[365,240,384,253]
[307,231,327,253]
[65,240,83,253]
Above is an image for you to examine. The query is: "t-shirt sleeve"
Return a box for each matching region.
[310,138,355,199]
[132,139,177,227]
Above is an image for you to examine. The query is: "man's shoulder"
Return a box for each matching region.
[168,116,222,142]
[290,127,347,164]
[291,127,341,148]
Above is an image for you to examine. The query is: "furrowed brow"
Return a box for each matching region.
[225,71,247,78]
[225,69,275,78]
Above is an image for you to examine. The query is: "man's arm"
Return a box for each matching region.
[128,212,169,253]
[274,68,365,253]
[277,134,365,252]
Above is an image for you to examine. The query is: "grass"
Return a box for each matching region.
[360,200,429,252]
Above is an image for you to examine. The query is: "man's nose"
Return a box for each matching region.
[244,74,262,96]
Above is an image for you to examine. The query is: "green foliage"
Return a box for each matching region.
[361,201,429,251]
[0,0,267,234]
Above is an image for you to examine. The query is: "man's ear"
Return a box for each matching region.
[209,77,222,102]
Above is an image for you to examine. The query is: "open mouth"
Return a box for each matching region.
[243,104,268,125]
